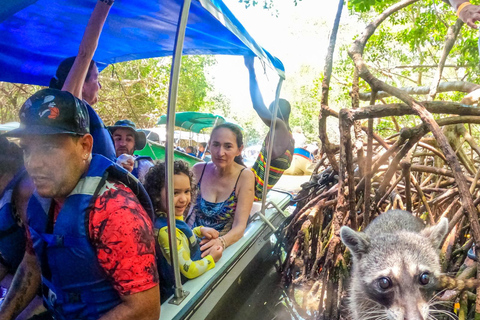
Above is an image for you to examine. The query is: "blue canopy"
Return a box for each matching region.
[0,0,285,86]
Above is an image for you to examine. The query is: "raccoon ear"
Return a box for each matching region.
[340,226,370,259]
[421,217,449,248]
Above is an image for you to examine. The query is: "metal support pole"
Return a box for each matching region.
[260,77,284,215]
[165,0,192,305]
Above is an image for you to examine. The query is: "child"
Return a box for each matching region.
[144,160,223,302]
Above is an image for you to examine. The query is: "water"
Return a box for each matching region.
[229,266,317,320]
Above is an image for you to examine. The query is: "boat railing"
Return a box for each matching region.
[159,189,291,320]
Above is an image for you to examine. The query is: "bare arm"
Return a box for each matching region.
[224,169,254,245]
[0,252,41,320]
[62,0,113,98]
[244,56,291,159]
[244,56,272,127]
[448,0,480,29]
[200,168,255,256]
[99,286,160,320]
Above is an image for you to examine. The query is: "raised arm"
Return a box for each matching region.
[62,0,114,98]
[244,56,273,127]
[448,0,480,29]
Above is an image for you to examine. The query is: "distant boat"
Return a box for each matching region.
[135,140,202,167]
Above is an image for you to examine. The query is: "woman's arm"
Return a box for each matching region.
[200,169,255,256]
[62,0,113,98]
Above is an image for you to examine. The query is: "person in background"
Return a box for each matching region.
[0,137,45,320]
[49,57,115,161]
[0,137,30,284]
[144,161,223,303]
[1,88,160,320]
[108,120,154,183]
[186,146,197,157]
[188,123,255,257]
[244,56,295,201]
[448,0,480,28]
[197,142,207,159]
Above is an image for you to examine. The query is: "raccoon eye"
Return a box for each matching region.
[419,272,430,285]
[378,277,392,290]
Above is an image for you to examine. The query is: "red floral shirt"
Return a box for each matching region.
[26,180,158,296]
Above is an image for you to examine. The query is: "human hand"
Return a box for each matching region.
[458,4,480,29]
[200,238,222,258]
[200,227,219,240]
[244,56,255,70]
[117,154,135,172]
[209,245,223,262]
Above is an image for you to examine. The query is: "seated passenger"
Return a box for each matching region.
[187,123,254,257]
[186,146,197,157]
[108,119,154,182]
[0,137,31,283]
[244,56,295,200]
[144,161,223,302]
[197,142,207,159]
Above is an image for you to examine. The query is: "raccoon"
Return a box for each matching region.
[340,210,448,320]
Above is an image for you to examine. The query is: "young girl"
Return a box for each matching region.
[144,160,223,302]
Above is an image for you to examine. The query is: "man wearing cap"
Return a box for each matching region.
[108,120,154,183]
[0,89,160,320]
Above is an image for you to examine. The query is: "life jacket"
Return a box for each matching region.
[131,156,153,179]
[27,154,154,320]
[0,169,27,272]
[86,103,116,162]
[154,216,201,302]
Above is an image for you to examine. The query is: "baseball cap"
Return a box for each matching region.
[5,88,90,137]
[108,119,146,150]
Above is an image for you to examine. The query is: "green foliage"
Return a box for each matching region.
[0,55,224,130]
[95,55,221,128]
[289,77,321,143]
[300,0,480,138]
[0,83,41,123]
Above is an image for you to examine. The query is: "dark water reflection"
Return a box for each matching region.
[228,267,316,320]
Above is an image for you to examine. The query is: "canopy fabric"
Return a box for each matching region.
[0,0,285,86]
[157,112,225,133]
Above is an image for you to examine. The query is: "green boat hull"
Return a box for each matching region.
[134,141,202,167]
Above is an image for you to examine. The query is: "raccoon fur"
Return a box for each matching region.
[340,210,448,320]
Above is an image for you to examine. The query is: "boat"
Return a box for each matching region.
[1,1,290,319]
[157,112,226,133]
[135,140,201,167]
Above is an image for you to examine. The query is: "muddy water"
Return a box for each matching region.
[228,266,318,320]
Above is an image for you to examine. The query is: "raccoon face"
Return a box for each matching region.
[340,212,448,320]
[359,263,438,320]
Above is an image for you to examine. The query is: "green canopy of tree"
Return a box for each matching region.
[0,55,226,129]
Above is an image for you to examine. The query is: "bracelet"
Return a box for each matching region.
[219,236,227,249]
[99,0,115,6]
[457,2,472,17]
